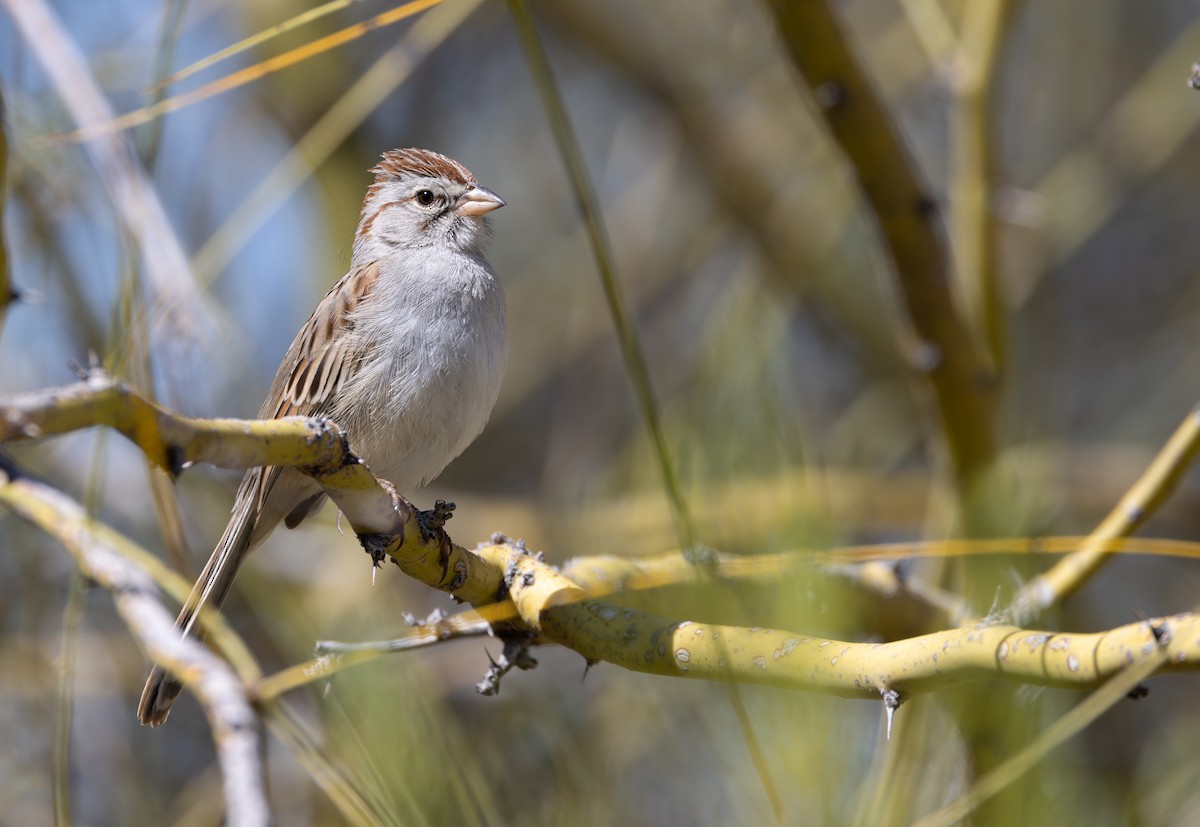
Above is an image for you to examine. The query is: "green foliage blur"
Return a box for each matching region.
[2,0,1200,824]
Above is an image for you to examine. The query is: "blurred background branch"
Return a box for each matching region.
[766,0,997,491]
[3,0,1200,824]
[0,463,268,827]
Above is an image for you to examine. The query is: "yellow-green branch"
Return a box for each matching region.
[1011,404,1200,622]
[6,377,1200,708]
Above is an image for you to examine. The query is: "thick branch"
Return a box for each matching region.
[485,540,1200,698]
[6,377,1198,707]
[1,372,348,475]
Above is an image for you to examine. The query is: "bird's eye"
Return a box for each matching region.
[415,189,437,206]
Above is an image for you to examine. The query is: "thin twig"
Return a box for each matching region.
[45,0,445,143]
[505,0,698,551]
[255,614,491,701]
[1011,403,1200,623]
[191,0,480,283]
[52,569,86,827]
[153,0,369,89]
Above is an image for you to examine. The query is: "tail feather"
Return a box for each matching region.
[137,490,260,726]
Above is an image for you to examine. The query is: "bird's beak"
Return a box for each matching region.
[455,185,506,217]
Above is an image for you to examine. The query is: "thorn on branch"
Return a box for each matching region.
[582,657,599,683]
[66,358,88,381]
[165,444,187,479]
[881,688,904,739]
[1148,619,1171,645]
[356,532,394,569]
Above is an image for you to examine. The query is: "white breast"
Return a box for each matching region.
[332,247,507,494]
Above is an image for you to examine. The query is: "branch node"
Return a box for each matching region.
[356,532,395,569]
[683,544,720,571]
[475,635,537,696]
[418,499,455,542]
[813,81,846,109]
[914,193,940,219]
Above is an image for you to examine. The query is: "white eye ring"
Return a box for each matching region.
[415,189,437,207]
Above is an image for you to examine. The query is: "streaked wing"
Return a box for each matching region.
[252,259,382,512]
[264,259,381,420]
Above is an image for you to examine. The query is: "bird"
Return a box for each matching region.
[138,148,508,725]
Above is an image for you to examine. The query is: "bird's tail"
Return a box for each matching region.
[137,491,259,726]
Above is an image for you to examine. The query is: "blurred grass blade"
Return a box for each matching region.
[3,0,219,344]
[503,5,792,820]
[897,0,958,63]
[1030,14,1200,293]
[154,0,368,89]
[506,0,697,551]
[0,85,12,342]
[52,570,87,827]
[137,0,190,168]
[263,702,395,827]
[914,630,1171,827]
[50,0,446,143]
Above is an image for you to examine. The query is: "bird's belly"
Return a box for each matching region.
[336,314,506,495]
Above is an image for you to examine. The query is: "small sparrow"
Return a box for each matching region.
[138,148,508,726]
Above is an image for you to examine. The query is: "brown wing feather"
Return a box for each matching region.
[252,260,381,513]
[265,259,381,420]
